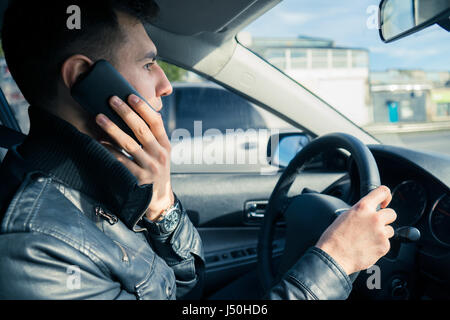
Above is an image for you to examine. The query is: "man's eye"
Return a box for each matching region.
[144,62,155,70]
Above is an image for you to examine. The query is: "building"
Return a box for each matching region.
[370,69,450,123]
[244,34,371,126]
[432,88,450,120]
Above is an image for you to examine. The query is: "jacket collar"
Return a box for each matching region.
[15,105,152,231]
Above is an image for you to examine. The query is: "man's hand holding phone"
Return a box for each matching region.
[95,94,174,222]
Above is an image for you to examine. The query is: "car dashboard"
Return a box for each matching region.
[349,144,450,299]
[368,145,450,256]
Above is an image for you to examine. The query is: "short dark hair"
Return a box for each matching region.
[1,0,159,107]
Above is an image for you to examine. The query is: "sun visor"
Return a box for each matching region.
[152,0,259,36]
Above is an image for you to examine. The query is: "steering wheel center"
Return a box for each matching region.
[276,193,350,278]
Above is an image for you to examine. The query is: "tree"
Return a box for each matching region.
[158,60,187,82]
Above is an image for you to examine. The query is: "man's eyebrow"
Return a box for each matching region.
[138,50,158,62]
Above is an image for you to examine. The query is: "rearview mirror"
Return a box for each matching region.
[379,0,450,43]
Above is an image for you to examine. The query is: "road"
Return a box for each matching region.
[373,130,450,156]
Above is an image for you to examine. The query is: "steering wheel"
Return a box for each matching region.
[257,132,381,294]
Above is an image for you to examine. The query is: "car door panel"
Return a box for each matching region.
[171,171,346,295]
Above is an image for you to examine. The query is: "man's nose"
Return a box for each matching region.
[155,65,173,98]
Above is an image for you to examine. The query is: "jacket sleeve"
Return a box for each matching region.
[0,232,138,300]
[143,199,205,300]
[265,246,353,300]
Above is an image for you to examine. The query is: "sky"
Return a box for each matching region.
[244,0,450,72]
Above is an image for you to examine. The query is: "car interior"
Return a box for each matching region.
[0,0,449,300]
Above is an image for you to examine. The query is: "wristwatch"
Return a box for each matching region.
[146,199,182,235]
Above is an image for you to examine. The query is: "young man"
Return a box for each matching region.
[0,0,396,299]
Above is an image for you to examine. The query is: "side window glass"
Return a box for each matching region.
[159,63,295,135]
[174,87,267,135]
[158,61,298,173]
[0,52,30,134]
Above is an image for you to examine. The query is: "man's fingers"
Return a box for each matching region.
[385,225,395,239]
[127,94,171,150]
[379,208,397,225]
[99,141,143,178]
[96,113,150,167]
[108,96,162,158]
[362,186,392,210]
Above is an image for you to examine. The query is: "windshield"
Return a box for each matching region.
[242,0,450,155]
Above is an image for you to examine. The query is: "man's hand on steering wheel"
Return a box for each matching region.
[315,185,397,275]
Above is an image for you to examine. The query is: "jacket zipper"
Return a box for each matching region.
[114,241,130,263]
[95,206,118,225]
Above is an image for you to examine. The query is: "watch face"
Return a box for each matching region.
[162,209,180,233]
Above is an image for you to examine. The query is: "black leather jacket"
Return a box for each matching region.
[0,106,352,300]
[0,165,203,299]
[0,106,204,300]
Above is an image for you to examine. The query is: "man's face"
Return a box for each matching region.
[112,12,172,112]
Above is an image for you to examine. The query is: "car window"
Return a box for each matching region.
[157,62,297,173]
[242,0,450,156]
[157,61,294,136]
[0,54,30,134]
[165,87,267,136]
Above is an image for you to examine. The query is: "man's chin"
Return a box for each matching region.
[147,98,162,112]
[152,103,162,112]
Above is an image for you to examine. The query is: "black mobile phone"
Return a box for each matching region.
[71,59,155,143]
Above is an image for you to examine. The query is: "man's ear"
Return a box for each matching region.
[61,55,94,89]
